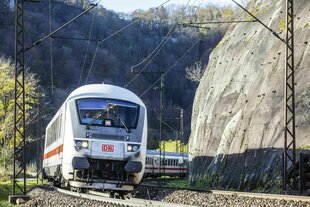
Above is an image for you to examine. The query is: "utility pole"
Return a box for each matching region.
[159,74,166,177]
[179,108,184,174]
[10,1,97,203]
[283,0,297,192]
[231,0,297,193]
[12,0,27,199]
[36,96,41,184]
[130,69,166,176]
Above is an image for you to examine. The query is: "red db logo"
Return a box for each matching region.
[102,144,114,152]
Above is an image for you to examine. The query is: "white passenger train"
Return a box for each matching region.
[43,84,147,193]
[145,150,188,177]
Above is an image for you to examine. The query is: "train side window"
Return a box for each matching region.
[154,157,158,165]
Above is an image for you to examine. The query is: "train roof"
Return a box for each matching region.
[65,84,145,107]
[146,150,188,158]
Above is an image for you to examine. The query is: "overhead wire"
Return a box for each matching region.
[123,24,177,88]
[129,24,176,73]
[139,37,202,97]
[145,102,179,132]
[84,0,172,84]
[51,36,101,41]
[77,11,96,87]
[124,0,193,88]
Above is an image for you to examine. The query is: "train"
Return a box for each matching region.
[145,150,188,178]
[43,83,148,194]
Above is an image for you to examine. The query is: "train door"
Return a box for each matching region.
[153,156,160,175]
[179,156,184,174]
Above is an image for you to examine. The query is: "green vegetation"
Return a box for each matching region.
[252,179,282,194]
[158,140,188,153]
[222,8,233,20]
[168,171,283,194]
[251,170,282,194]
[0,181,38,207]
[167,180,191,188]
[278,18,286,32]
[297,145,310,150]
[168,173,221,190]
[303,23,309,29]
[245,5,262,21]
[0,58,42,168]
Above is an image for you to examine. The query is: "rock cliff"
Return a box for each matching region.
[189,0,310,190]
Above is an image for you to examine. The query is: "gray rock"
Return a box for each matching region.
[189,0,310,189]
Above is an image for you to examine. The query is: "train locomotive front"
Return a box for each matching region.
[43,84,147,192]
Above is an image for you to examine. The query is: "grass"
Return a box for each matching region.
[297,145,310,150]
[167,180,191,188]
[167,175,282,195]
[0,181,38,207]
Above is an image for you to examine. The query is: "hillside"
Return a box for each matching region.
[189,0,310,190]
[0,0,233,155]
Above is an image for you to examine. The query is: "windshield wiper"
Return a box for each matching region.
[111,108,131,133]
[86,109,107,130]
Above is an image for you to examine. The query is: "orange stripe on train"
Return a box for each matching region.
[44,144,63,159]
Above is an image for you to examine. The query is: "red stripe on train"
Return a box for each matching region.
[44,144,63,160]
[145,167,187,171]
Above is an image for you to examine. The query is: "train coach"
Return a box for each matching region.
[144,150,188,178]
[43,83,147,194]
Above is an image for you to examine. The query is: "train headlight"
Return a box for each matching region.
[75,140,89,149]
[127,144,140,152]
[82,141,88,148]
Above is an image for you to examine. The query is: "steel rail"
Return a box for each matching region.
[55,187,195,207]
[140,184,310,202]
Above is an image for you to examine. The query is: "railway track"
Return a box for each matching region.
[139,183,310,202]
[54,187,195,207]
[24,183,310,207]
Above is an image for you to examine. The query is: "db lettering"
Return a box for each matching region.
[102,144,114,152]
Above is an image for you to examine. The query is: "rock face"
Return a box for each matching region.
[189,0,310,190]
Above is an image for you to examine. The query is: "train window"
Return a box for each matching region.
[77,98,139,129]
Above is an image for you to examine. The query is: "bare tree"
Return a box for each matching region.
[185,61,205,82]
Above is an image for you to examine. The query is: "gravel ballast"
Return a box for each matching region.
[25,184,124,207]
[24,184,310,207]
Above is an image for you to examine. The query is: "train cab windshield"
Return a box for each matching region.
[77,98,139,129]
